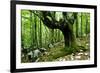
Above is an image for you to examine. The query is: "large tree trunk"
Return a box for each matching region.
[61,25,76,49]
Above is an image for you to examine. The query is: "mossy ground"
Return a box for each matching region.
[21,35,90,62]
[37,35,90,62]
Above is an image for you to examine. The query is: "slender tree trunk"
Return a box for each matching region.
[81,13,83,37]
[76,13,78,37]
[40,19,42,48]
[34,11,38,47]
[58,30,60,42]
[45,26,47,47]
[85,14,88,36]
[32,11,36,48]
[30,11,32,48]
[50,29,54,44]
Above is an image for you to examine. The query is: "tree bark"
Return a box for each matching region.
[61,25,75,48]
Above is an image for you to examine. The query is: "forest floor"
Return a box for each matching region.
[37,35,90,62]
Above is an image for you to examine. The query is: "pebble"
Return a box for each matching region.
[77,52,83,55]
[75,55,81,59]
[84,52,88,56]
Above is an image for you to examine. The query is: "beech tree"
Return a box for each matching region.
[32,11,77,49]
